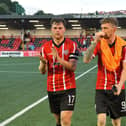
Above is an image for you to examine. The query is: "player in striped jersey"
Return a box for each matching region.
[39,18,78,126]
[84,17,126,126]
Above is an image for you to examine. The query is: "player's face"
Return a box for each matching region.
[101,23,116,39]
[51,22,66,40]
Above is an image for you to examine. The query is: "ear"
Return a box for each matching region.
[113,26,117,33]
[64,26,66,31]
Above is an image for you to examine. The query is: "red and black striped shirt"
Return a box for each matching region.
[93,41,126,90]
[41,38,78,92]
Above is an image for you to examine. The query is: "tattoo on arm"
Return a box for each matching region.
[85,43,96,61]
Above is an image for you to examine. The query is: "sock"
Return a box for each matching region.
[56,124,61,126]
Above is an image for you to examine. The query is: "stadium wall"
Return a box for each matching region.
[0,29,126,38]
[0,29,81,37]
[116,29,126,37]
[0,30,22,37]
[0,51,40,57]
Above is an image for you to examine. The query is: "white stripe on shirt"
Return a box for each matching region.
[123,47,126,62]
[114,70,117,84]
[73,43,75,53]
[52,44,56,91]
[62,43,66,90]
[42,47,44,57]
[104,67,107,90]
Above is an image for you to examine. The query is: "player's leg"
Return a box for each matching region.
[60,89,76,126]
[95,90,107,126]
[97,113,106,126]
[109,90,126,126]
[111,91,126,126]
[61,111,73,126]
[48,92,61,126]
[112,118,121,126]
[53,113,61,126]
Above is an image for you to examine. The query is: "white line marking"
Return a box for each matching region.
[0,62,38,66]
[0,69,97,74]
[0,96,48,126]
[0,65,97,126]
[0,71,39,74]
[75,65,97,80]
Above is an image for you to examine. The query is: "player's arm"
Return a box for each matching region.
[83,32,105,63]
[115,61,126,95]
[57,56,77,71]
[38,55,47,74]
[83,42,96,63]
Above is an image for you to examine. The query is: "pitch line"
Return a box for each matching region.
[0,65,97,126]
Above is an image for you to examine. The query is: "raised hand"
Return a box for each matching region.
[51,46,58,59]
[95,31,105,43]
[39,55,47,64]
[113,84,122,96]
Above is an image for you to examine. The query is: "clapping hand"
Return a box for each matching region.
[39,53,47,64]
[51,46,59,59]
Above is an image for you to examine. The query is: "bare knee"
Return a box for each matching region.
[61,117,70,126]
[112,118,121,126]
[61,111,73,126]
[97,114,106,126]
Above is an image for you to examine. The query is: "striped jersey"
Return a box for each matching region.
[41,38,78,92]
[93,41,126,90]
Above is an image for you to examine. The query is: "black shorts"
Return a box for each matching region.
[95,90,126,119]
[48,89,76,114]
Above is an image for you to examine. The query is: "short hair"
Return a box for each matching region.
[100,17,118,27]
[50,17,66,28]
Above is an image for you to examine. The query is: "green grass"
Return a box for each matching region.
[0,57,125,126]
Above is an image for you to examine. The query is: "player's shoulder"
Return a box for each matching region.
[42,39,52,47]
[65,38,75,42]
[95,41,101,50]
[65,38,77,46]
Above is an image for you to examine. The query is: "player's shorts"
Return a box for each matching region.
[95,90,126,119]
[48,88,76,114]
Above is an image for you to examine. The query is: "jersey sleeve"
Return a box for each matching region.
[69,42,79,60]
[122,46,126,62]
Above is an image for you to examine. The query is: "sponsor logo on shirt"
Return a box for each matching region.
[64,50,69,55]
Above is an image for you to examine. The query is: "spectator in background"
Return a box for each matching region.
[2,35,5,40]
[24,31,31,50]
[28,41,35,50]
